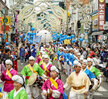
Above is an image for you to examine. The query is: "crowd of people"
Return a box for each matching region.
[0,40,108,99]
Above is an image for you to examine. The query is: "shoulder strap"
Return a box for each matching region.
[49,77,58,89]
[6,69,12,79]
[28,64,38,74]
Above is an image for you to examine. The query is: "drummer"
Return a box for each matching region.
[21,56,47,99]
[41,66,63,99]
[40,55,52,77]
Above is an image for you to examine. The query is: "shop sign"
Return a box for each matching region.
[92,14,98,31]
[98,0,105,31]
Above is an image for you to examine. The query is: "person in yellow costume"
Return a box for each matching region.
[64,60,91,99]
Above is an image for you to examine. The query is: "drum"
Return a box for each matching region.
[28,73,38,85]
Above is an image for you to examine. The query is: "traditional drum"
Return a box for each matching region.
[28,73,38,85]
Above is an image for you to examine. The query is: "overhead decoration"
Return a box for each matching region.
[17,0,67,33]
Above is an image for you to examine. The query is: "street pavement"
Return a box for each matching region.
[0,60,108,99]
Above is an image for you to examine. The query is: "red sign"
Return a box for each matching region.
[2,25,10,31]
[0,17,3,34]
[98,0,105,31]
[0,23,3,34]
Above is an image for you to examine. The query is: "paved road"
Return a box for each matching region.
[0,60,108,99]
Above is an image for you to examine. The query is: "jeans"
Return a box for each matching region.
[20,56,24,63]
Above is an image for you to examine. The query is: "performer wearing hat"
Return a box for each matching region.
[82,60,96,80]
[41,66,63,99]
[63,49,68,74]
[35,51,43,65]
[66,48,70,76]
[56,47,63,71]
[7,75,28,99]
[82,60,98,91]
[1,59,18,98]
[68,48,75,74]
[21,56,46,99]
[64,60,91,99]
[40,55,52,77]
[87,58,102,85]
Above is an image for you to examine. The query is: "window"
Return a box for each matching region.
[106,3,108,8]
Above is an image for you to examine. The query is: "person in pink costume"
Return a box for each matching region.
[40,55,52,77]
[35,51,43,65]
[1,59,17,98]
[41,66,63,99]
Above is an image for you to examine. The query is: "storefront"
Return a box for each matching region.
[0,0,9,44]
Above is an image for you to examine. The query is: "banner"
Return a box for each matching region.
[64,39,71,45]
[1,16,10,24]
[33,36,42,44]
[98,0,105,31]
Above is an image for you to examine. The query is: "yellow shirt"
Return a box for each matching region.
[66,71,91,93]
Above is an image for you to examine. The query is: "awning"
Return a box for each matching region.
[92,31,104,36]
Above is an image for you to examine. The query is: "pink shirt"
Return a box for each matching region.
[1,68,17,92]
[41,78,63,99]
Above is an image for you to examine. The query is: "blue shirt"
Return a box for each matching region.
[84,68,95,79]
[56,51,62,60]
[63,53,67,62]
[20,48,25,57]
[68,53,75,65]
[67,53,70,65]
[31,48,36,57]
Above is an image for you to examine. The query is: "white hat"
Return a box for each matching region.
[77,53,81,56]
[69,48,73,51]
[42,52,46,55]
[12,75,24,85]
[75,50,79,53]
[64,49,67,51]
[41,47,45,51]
[80,57,84,61]
[83,59,88,65]
[73,60,81,67]
[40,51,44,53]
[66,48,69,50]
[5,59,13,65]
[80,55,84,58]
[59,47,63,49]
[29,56,35,61]
[42,55,49,59]
[51,66,59,73]
[87,58,93,63]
